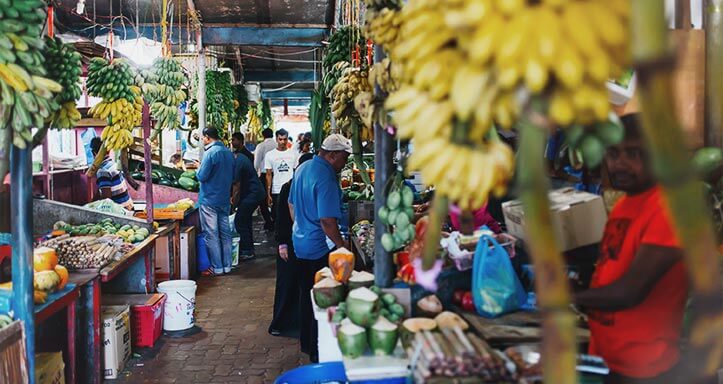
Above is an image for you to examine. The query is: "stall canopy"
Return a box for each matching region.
[54,0,336,107]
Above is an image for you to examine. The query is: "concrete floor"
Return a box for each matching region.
[113,221,310,384]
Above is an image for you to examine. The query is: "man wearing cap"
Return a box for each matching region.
[289,134,352,362]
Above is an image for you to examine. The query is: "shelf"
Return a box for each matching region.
[0,284,79,324]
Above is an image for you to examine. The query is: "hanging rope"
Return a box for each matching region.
[161,0,169,57]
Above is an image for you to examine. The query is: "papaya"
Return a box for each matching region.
[54,265,69,290]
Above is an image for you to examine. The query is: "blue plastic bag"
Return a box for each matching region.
[472,234,527,318]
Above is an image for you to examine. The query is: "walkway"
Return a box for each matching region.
[114,223,309,383]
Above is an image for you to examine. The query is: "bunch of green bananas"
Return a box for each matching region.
[566,116,625,168]
[44,36,82,129]
[332,67,371,133]
[143,57,187,133]
[87,58,138,102]
[363,7,401,50]
[384,0,629,210]
[0,0,63,153]
[322,26,364,73]
[232,84,249,130]
[199,70,235,136]
[0,313,12,329]
[321,61,351,99]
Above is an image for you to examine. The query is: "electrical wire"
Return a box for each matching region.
[239,53,320,64]
[262,82,300,92]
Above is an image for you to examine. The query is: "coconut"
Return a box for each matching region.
[369,316,399,356]
[399,317,438,348]
[313,277,346,309]
[314,267,333,284]
[337,321,368,359]
[348,270,375,290]
[346,287,381,327]
[434,311,469,331]
[416,294,443,318]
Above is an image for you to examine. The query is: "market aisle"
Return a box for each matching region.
[115,222,309,383]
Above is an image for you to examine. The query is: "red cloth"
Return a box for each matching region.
[448,204,501,233]
[588,186,688,378]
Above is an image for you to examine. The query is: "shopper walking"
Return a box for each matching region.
[265,129,297,228]
[197,128,236,276]
[254,128,276,231]
[231,132,254,164]
[289,134,352,362]
[268,152,314,337]
[232,145,265,262]
[89,137,134,210]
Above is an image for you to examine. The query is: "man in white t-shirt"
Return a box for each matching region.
[265,129,298,227]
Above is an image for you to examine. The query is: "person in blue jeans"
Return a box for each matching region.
[197,128,236,276]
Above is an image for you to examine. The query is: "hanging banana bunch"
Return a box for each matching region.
[142,57,187,139]
[321,61,352,99]
[246,106,262,141]
[363,0,402,50]
[368,57,400,94]
[332,67,372,135]
[86,58,142,152]
[44,36,82,129]
[232,84,249,131]
[385,0,630,210]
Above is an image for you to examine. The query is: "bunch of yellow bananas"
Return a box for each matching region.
[368,58,400,94]
[384,0,629,210]
[247,108,262,141]
[52,101,82,129]
[331,67,372,132]
[364,7,402,49]
[92,86,143,151]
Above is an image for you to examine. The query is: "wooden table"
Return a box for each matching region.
[100,235,157,293]
[462,311,590,346]
[36,284,80,384]
[69,272,101,384]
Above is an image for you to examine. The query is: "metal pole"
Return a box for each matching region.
[143,103,154,224]
[704,0,723,147]
[372,45,394,288]
[10,145,35,383]
[197,39,206,159]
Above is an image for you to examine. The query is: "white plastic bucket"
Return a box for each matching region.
[157,280,197,331]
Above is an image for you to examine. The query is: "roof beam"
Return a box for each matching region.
[270,99,310,107]
[262,90,313,99]
[71,24,328,47]
[245,71,316,83]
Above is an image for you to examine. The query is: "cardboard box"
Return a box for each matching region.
[35,352,65,384]
[502,188,608,252]
[102,305,132,380]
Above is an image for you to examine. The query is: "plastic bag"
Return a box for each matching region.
[83,199,130,216]
[472,234,527,318]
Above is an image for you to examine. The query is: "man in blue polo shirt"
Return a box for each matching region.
[289,134,352,362]
[197,128,236,276]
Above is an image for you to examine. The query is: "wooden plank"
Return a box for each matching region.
[462,312,589,345]
[35,286,80,324]
[68,272,99,287]
[100,235,157,282]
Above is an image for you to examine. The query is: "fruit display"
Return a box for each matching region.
[43,37,82,129]
[199,70,235,135]
[348,270,375,291]
[166,198,195,211]
[0,1,62,153]
[378,174,416,252]
[40,235,125,270]
[331,66,372,133]
[86,58,143,151]
[363,0,402,50]
[385,0,629,210]
[142,57,187,136]
[346,286,381,327]
[321,61,351,100]
[322,26,365,74]
[178,170,200,192]
[368,316,400,356]
[52,218,151,243]
[313,277,347,309]
[232,84,249,130]
[368,58,398,94]
[337,319,368,359]
[371,285,405,323]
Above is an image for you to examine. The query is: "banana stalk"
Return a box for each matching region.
[85,145,108,178]
[632,1,723,376]
[351,119,372,186]
[422,195,448,271]
[518,104,577,384]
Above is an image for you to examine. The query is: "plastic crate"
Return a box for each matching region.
[102,294,167,348]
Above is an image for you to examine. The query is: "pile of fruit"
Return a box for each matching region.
[178,170,199,192]
[86,58,143,151]
[363,0,402,49]
[43,37,82,129]
[131,167,199,192]
[336,287,402,358]
[0,247,69,304]
[0,0,62,154]
[52,218,151,244]
[142,57,187,135]
[378,174,416,252]
[166,198,195,211]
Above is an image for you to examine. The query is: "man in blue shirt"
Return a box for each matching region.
[289,134,351,362]
[232,144,265,261]
[197,128,236,276]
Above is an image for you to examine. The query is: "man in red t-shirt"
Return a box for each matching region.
[575,114,688,384]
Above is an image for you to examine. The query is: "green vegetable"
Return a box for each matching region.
[381,233,395,252]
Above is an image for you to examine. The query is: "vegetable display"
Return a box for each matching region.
[43,36,82,129]
[0,0,62,159]
[52,218,150,244]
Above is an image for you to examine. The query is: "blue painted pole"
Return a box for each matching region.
[10,145,35,383]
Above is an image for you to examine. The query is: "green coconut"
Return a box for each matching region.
[346,287,381,327]
[399,317,438,349]
[313,277,346,309]
[416,294,443,318]
[348,270,375,290]
[434,311,469,331]
[369,316,399,356]
[337,319,368,359]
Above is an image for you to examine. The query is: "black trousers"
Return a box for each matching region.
[258,176,273,227]
[269,245,300,334]
[234,199,257,255]
[270,193,280,231]
[297,253,330,361]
